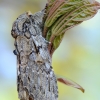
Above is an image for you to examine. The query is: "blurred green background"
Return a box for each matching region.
[0,0,100,100]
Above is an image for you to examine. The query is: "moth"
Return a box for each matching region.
[11,10,58,100]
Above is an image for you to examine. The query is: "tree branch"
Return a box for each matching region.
[11,0,100,100]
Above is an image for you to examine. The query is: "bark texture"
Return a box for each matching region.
[11,11,58,100]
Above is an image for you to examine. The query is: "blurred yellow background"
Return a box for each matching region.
[0,0,100,100]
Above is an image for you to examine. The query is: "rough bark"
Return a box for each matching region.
[11,11,58,100]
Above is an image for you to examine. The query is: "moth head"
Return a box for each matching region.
[11,13,31,38]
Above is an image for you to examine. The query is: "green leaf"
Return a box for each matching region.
[43,0,100,54]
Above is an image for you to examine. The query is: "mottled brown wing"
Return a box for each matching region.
[11,11,58,100]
